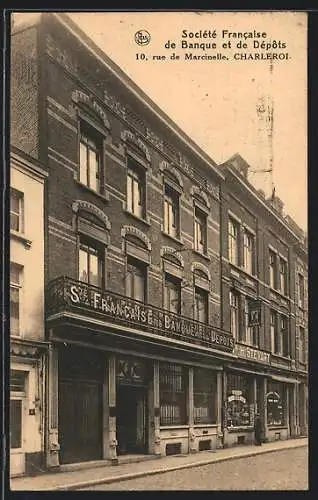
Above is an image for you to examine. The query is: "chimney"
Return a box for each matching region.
[230,156,248,179]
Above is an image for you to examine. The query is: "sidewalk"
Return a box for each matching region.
[10,437,308,491]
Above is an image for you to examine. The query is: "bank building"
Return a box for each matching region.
[10,12,308,474]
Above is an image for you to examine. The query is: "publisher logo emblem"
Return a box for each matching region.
[135,30,151,46]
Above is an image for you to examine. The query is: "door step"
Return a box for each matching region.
[117,454,159,465]
[59,454,158,472]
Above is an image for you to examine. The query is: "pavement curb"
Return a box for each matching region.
[52,442,307,491]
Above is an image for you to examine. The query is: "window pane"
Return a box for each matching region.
[164,199,169,233]
[10,286,20,335]
[127,174,133,212]
[10,399,22,449]
[133,178,142,217]
[79,142,88,185]
[79,248,89,282]
[159,363,187,425]
[10,264,20,284]
[89,251,99,286]
[89,149,99,191]
[10,213,19,232]
[10,371,26,392]
[134,271,145,302]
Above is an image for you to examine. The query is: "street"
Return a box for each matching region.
[81,447,308,491]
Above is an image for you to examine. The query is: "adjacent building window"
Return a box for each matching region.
[279,258,288,295]
[267,381,286,427]
[298,274,305,308]
[10,263,22,336]
[164,184,179,238]
[270,310,278,354]
[194,207,207,254]
[79,122,102,192]
[269,250,277,289]
[160,363,187,426]
[230,290,239,338]
[243,229,254,274]
[228,218,239,265]
[298,326,306,364]
[226,373,253,427]
[10,189,24,233]
[244,297,259,347]
[126,159,145,218]
[79,238,104,287]
[126,258,146,303]
[194,287,208,324]
[164,274,181,314]
[193,369,217,425]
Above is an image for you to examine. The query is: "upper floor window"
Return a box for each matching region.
[194,287,208,324]
[126,159,145,218]
[194,207,207,254]
[126,257,146,303]
[298,274,305,308]
[270,310,278,353]
[244,297,259,347]
[243,229,254,274]
[79,122,102,192]
[10,263,23,336]
[79,237,104,288]
[229,290,239,338]
[164,274,181,314]
[298,326,306,364]
[269,250,277,289]
[279,258,288,295]
[164,184,179,238]
[10,189,24,233]
[228,218,239,266]
[280,315,289,357]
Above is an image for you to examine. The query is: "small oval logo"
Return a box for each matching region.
[134,30,151,46]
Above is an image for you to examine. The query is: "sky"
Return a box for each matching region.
[13,11,308,230]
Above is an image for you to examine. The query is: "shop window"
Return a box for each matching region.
[10,188,24,233]
[79,121,102,193]
[229,290,239,339]
[79,237,104,288]
[194,287,208,324]
[243,229,254,275]
[279,258,288,295]
[228,218,239,266]
[194,207,207,254]
[164,273,181,314]
[126,257,147,303]
[269,250,277,289]
[193,369,217,424]
[267,381,286,426]
[10,263,23,336]
[159,363,187,426]
[164,184,180,238]
[126,158,145,218]
[226,373,253,427]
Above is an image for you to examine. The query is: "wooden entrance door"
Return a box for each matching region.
[59,379,102,464]
[116,385,148,454]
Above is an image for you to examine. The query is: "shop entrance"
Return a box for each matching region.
[116,357,149,455]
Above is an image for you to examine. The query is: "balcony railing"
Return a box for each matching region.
[46,276,234,353]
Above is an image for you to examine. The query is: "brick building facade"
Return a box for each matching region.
[10,13,308,472]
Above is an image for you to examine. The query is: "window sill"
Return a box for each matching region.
[268,425,288,430]
[269,287,290,301]
[161,231,184,246]
[229,263,257,281]
[160,425,189,430]
[192,249,210,262]
[10,230,32,249]
[193,423,217,428]
[271,353,292,362]
[75,180,110,202]
[124,209,151,227]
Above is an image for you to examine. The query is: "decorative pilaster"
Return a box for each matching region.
[188,368,196,453]
[153,361,161,456]
[216,371,223,448]
[263,378,268,441]
[102,355,109,459]
[108,355,117,464]
[46,344,60,468]
[222,372,229,447]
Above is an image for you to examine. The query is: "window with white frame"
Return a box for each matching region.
[230,290,239,338]
[126,257,146,303]
[243,229,254,274]
[164,184,179,238]
[194,207,207,254]
[79,122,102,192]
[194,287,208,324]
[127,159,145,218]
[298,274,305,308]
[10,189,24,233]
[279,258,288,295]
[164,274,181,314]
[228,218,239,265]
[10,263,23,336]
[79,237,104,288]
[269,250,277,289]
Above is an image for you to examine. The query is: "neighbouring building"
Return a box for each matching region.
[10,12,308,473]
[219,154,308,446]
[9,147,49,476]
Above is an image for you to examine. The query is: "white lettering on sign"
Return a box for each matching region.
[234,344,270,364]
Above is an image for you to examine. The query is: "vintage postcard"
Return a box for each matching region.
[8,11,307,491]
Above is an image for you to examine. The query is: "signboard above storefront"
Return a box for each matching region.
[234,344,271,364]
